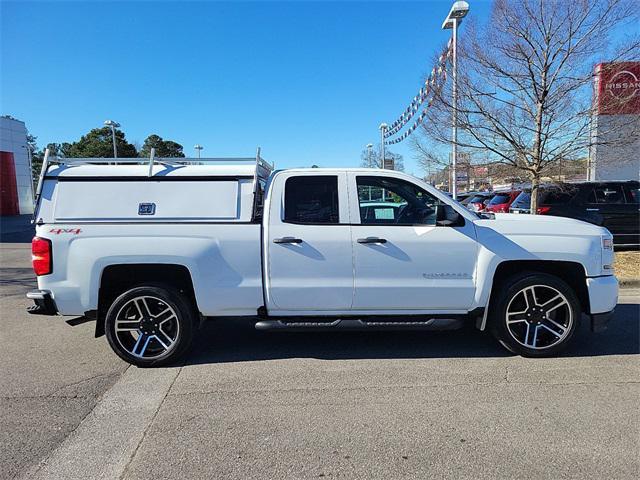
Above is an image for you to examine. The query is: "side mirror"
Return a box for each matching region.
[436,204,463,227]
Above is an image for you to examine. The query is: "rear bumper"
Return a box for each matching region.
[26,289,58,316]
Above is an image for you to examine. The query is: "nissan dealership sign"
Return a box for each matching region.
[595,62,640,115]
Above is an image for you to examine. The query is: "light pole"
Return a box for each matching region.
[194,144,203,159]
[442,1,469,199]
[103,120,120,158]
[366,143,374,168]
[378,123,388,169]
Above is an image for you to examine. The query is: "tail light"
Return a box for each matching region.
[537,206,551,215]
[32,237,52,276]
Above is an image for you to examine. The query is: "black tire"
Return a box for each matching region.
[105,285,195,367]
[489,272,580,357]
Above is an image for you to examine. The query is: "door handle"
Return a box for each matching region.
[274,237,303,244]
[586,208,600,212]
[357,237,387,244]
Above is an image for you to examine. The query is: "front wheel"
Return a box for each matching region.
[105,285,195,367]
[490,272,580,357]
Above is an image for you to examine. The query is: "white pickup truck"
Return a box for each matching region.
[27,154,618,366]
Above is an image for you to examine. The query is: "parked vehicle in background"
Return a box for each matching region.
[359,202,405,222]
[456,192,475,203]
[510,181,639,246]
[485,190,521,213]
[466,192,494,212]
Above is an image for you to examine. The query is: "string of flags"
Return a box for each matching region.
[385,70,447,145]
[383,39,453,144]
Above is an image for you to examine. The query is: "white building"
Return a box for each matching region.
[0,116,34,215]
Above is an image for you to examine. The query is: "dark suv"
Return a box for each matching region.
[510,181,639,246]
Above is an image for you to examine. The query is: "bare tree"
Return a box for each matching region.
[418,0,639,212]
[360,146,405,171]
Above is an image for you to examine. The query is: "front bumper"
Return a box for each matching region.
[586,275,618,315]
[585,275,618,333]
[26,290,58,316]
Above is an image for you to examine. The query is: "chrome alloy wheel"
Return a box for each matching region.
[114,296,180,359]
[505,285,573,350]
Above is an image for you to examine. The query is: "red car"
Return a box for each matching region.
[485,190,521,213]
[466,192,494,212]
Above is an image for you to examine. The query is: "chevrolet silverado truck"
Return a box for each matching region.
[27,152,618,366]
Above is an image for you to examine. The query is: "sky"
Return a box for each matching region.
[1,0,493,174]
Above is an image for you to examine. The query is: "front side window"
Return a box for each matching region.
[284,175,339,224]
[511,191,531,208]
[587,184,625,204]
[357,176,443,225]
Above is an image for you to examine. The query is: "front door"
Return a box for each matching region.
[265,173,354,312]
[349,173,478,311]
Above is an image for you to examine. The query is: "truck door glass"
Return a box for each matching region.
[284,175,339,224]
[356,176,442,225]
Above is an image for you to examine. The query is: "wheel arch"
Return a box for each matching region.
[480,260,590,330]
[95,263,198,337]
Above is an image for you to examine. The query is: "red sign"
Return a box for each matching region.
[0,152,19,216]
[595,62,640,115]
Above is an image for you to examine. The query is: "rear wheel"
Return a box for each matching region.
[490,272,580,357]
[105,285,195,367]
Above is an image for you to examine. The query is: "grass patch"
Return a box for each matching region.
[614,251,640,280]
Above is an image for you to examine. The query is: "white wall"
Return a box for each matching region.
[0,117,35,214]
[590,114,640,182]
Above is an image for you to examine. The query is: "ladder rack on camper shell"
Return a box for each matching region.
[33,147,274,218]
[32,147,274,223]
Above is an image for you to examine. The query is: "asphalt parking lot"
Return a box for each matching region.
[1,243,639,480]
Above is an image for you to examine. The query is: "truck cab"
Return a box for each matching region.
[27,154,619,366]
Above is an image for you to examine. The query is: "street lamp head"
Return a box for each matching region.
[194,144,203,150]
[104,119,120,128]
[366,143,373,148]
[442,1,469,29]
[379,123,388,130]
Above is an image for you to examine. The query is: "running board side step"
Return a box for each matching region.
[254,317,465,332]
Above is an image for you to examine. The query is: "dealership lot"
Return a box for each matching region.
[1,243,639,480]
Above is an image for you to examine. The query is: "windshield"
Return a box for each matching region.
[489,193,511,205]
[511,191,531,208]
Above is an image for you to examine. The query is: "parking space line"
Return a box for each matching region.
[24,366,181,480]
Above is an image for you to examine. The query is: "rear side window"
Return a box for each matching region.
[489,193,511,205]
[541,188,576,205]
[284,176,339,224]
[625,186,639,203]
[587,185,625,204]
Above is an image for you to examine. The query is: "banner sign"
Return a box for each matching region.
[595,62,640,115]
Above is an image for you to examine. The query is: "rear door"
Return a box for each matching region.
[264,172,354,312]
[583,183,633,241]
[347,173,478,312]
